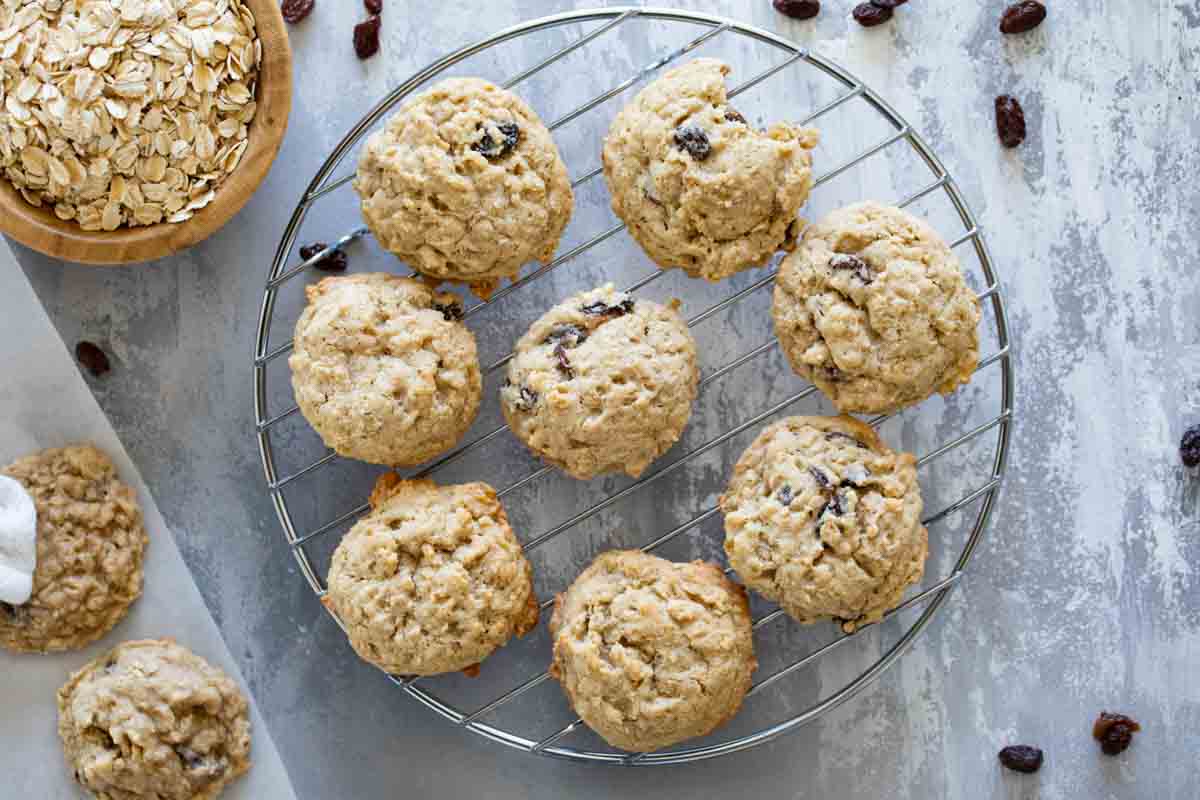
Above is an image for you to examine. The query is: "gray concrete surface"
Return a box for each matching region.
[14,1,1200,798]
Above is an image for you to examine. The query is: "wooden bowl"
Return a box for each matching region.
[0,0,292,265]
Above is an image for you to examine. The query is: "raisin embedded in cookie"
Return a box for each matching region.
[772,202,981,414]
[324,474,538,676]
[549,550,757,752]
[57,639,252,800]
[721,415,928,632]
[353,78,574,298]
[500,284,699,480]
[289,274,482,467]
[0,444,146,653]
[602,58,818,281]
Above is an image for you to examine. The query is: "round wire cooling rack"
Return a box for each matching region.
[254,7,1014,766]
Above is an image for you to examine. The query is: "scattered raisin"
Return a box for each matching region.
[724,108,748,124]
[431,301,463,322]
[280,0,315,24]
[829,253,873,284]
[299,242,348,272]
[772,0,820,20]
[852,3,892,26]
[809,466,831,489]
[998,745,1044,773]
[777,485,794,505]
[1179,424,1200,467]
[543,324,588,348]
[1093,712,1140,755]
[673,126,712,161]
[871,0,907,7]
[580,298,635,317]
[999,1,1046,34]
[75,341,111,377]
[554,344,573,379]
[353,15,381,59]
[472,122,520,159]
[364,0,382,13]
[995,95,1027,148]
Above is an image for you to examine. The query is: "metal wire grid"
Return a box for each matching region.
[253,7,1014,765]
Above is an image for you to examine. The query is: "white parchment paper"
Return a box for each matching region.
[0,247,297,800]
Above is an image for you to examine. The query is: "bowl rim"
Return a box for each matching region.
[0,0,293,266]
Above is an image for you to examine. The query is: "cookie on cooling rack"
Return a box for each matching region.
[324,474,538,676]
[549,550,756,752]
[58,638,251,800]
[1,445,146,653]
[602,58,818,282]
[772,202,981,415]
[289,273,481,467]
[721,415,927,633]
[353,77,574,298]
[500,284,698,480]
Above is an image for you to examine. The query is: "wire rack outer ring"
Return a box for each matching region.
[254,7,1015,766]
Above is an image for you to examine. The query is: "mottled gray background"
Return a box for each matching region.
[13,1,1200,798]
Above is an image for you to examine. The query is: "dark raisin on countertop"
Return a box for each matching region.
[999,1,1047,34]
[998,745,1044,773]
[870,0,907,7]
[353,15,381,59]
[281,0,315,24]
[75,341,111,377]
[995,95,1027,148]
[299,242,349,272]
[472,122,520,160]
[852,3,892,26]
[1093,712,1140,755]
[772,0,820,20]
[1180,424,1200,467]
[829,253,873,284]
[364,0,382,13]
[432,301,463,322]
[581,298,635,317]
[674,126,712,161]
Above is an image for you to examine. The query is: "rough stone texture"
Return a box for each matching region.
[13,1,1200,798]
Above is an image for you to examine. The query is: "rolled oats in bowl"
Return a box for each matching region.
[0,0,261,230]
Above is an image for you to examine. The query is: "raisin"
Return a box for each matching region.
[819,492,845,520]
[472,122,520,159]
[777,485,794,505]
[1180,424,1200,467]
[1093,712,1140,756]
[299,242,348,272]
[829,253,873,284]
[75,341,111,377]
[431,301,463,322]
[543,324,588,348]
[281,0,315,24]
[809,466,831,489]
[724,108,747,124]
[999,1,1046,34]
[852,3,892,26]
[772,0,820,20]
[511,385,538,412]
[998,745,1044,773]
[995,95,1027,148]
[826,431,867,448]
[553,344,573,379]
[364,0,382,12]
[673,126,712,161]
[580,298,635,317]
[871,0,907,7]
[353,15,381,59]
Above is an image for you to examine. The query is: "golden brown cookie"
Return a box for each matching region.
[354,77,574,297]
[324,474,538,676]
[57,638,252,800]
[0,444,146,653]
[721,415,928,632]
[289,274,482,467]
[772,202,981,414]
[549,550,756,752]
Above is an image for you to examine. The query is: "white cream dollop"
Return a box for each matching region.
[0,475,37,605]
